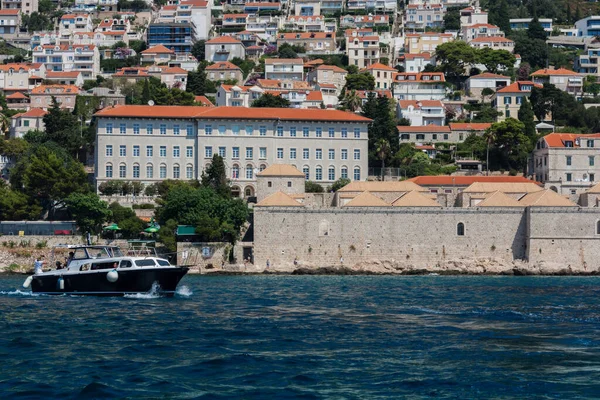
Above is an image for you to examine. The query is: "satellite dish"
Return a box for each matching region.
[148,100,155,106]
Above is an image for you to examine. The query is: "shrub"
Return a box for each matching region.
[305,181,324,193]
[36,240,47,249]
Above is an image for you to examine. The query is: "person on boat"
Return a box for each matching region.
[55,261,63,270]
[66,251,75,267]
[34,255,46,274]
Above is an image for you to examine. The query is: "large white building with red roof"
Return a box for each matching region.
[0,9,21,37]
[9,108,47,138]
[398,100,445,126]
[32,44,100,79]
[530,68,584,97]
[205,36,246,62]
[393,72,446,101]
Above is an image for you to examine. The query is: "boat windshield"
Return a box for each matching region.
[110,247,124,257]
[89,247,112,259]
[135,259,157,267]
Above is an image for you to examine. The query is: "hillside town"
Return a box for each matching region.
[2,0,600,273]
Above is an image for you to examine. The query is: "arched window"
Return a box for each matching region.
[232,164,239,179]
[173,164,180,179]
[457,222,465,236]
[146,163,153,178]
[246,164,253,179]
[303,166,309,180]
[341,166,348,179]
[132,163,140,178]
[315,166,323,181]
[231,186,240,198]
[186,164,193,179]
[328,166,335,181]
[259,164,267,172]
[105,163,113,178]
[159,163,167,179]
[119,163,126,178]
[353,167,360,181]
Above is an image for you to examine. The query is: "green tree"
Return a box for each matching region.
[230,57,255,78]
[434,41,477,78]
[327,178,350,192]
[251,93,290,108]
[344,72,375,91]
[65,193,111,234]
[305,181,324,193]
[527,16,547,41]
[443,7,461,30]
[472,104,501,122]
[277,43,301,58]
[42,97,83,155]
[0,180,41,220]
[186,62,213,95]
[191,40,205,61]
[141,78,151,104]
[485,118,530,171]
[488,0,511,33]
[477,48,516,74]
[375,138,391,177]
[339,89,362,112]
[0,137,28,158]
[366,95,399,165]
[518,97,537,144]
[201,154,230,197]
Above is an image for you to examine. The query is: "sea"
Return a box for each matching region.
[1,275,600,399]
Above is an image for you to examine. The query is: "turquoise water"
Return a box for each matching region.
[1,275,600,399]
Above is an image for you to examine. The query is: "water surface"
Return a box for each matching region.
[1,275,600,399]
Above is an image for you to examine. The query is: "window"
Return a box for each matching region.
[173,146,180,158]
[232,125,240,135]
[205,146,213,158]
[328,128,335,138]
[159,146,166,157]
[173,124,180,135]
[219,147,226,157]
[246,125,253,135]
[106,123,113,134]
[246,147,253,159]
[303,148,309,159]
[353,167,360,181]
[341,167,348,179]
[146,124,153,135]
[277,148,284,159]
[186,146,193,158]
[587,139,594,147]
[290,127,296,137]
[205,125,212,135]
[246,164,253,179]
[233,147,239,159]
[277,126,283,136]
[160,124,166,135]
[290,148,296,159]
[416,134,425,140]
[146,164,153,178]
[119,123,126,134]
[457,222,465,236]
[443,134,449,140]
[354,149,360,160]
[505,110,510,118]
[590,156,595,166]
[341,128,348,138]
[173,165,180,179]
[341,149,348,160]
[232,165,239,179]
[303,166,309,180]
[328,166,335,181]
[354,128,360,139]
[119,164,126,178]
[133,145,140,157]
[303,127,309,137]
[105,164,113,178]
[106,145,113,157]
[503,97,512,105]
[133,164,140,178]
[566,173,572,182]
[259,126,267,136]
[260,164,266,172]
[119,145,126,157]
[219,125,226,135]
[316,127,322,137]
[160,164,167,179]
[316,149,322,160]
[591,173,595,182]
[186,165,193,179]
[147,146,153,157]
[566,156,572,166]
[259,147,267,159]
[186,125,194,136]
[316,166,322,181]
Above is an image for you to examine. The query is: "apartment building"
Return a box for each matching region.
[276,32,336,55]
[216,84,264,106]
[264,58,304,81]
[59,14,93,35]
[46,71,84,87]
[493,81,541,121]
[399,52,434,73]
[93,106,371,197]
[459,6,487,27]
[294,0,320,15]
[9,108,46,138]
[576,16,600,37]
[140,44,176,64]
[530,68,584,97]
[1,0,37,14]
[0,63,41,95]
[461,23,504,42]
[0,9,20,38]
[243,2,281,13]
[575,47,600,75]
[346,29,381,68]
[147,22,195,54]
[510,18,553,32]
[205,36,246,62]
[531,133,600,199]
[341,14,389,29]
[404,32,453,54]
[392,72,446,101]
[206,61,244,84]
[285,15,337,33]
[466,72,510,98]
[363,63,397,90]
[398,125,453,143]
[244,14,281,40]
[404,2,446,31]
[155,0,211,41]
[29,85,80,110]
[32,44,100,79]
[469,36,515,52]
[306,64,347,90]
[398,100,445,126]
[320,0,344,15]
[222,13,248,29]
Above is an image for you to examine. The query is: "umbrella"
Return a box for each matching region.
[103,223,121,231]
[144,226,159,233]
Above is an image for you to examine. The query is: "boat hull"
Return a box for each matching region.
[30,267,189,296]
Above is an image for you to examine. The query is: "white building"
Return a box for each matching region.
[93,105,371,198]
[466,72,511,98]
[469,36,515,52]
[264,58,304,81]
[404,2,446,31]
[399,52,434,73]
[9,108,47,138]
[0,9,21,38]
[32,44,100,79]
[393,72,446,101]
[59,14,93,35]
[156,0,212,41]
[576,16,600,37]
[205,36,246,62]
[1,0,37,14]
[398,100,445,126]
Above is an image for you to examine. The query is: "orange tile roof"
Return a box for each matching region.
[449,123,492,131]
[468,23,500,29]
[531,68,581,76]
[306,91,323,101]
[46,71,81,78]
[205,61,242,70]
[518,190,577,207]
[401,52,432,60]
[256,191,304,207]
[339,181,426,193]
[496,81,541,93]
[6,92,28,99]
[30,85,80,94]
[468,72,510,79]
[343,191,390,207]
[14,108,47,118]
[94,105,372,122]
[408,176,538,186]
[397,125,450,132]
[194,95,214,106]
[257,164,304,177]
[543,133,600,148]
[363,62,397,72]
[264,58,303,65]
[206,36,242,44]
[315,64,347,73]
[0,9,20,15]
[392,191,441,207]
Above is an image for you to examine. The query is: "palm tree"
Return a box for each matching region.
[0,113,10,137]
[341,90,362,112]
[375,139,391,179]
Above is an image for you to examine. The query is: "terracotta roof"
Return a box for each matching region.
[94,105,372,122]
[255,191,304,207]
[194,95,214,106]
[518,190,577,207]
[343,191,390,207]
[30,85,80,94]
[401,52,432,60]
[315,64,347,73]
[531,68,581,77]
[586,182,600,194]
[392,191,441,207]
[264,58,303,65]
[497,81,541,93]
[0,64,31,72]
[463,182,543,193]
[206,61,242,70]
[6,92,28,99]
[223,13,249,18]
[397,125,450,132]
[46,71,81,79]
[180,0,209,6]
[13,108,47,118]
[468,23,500,29]
[257,164,304,177]
[363,63,397,72]
[449,123,492,131]
[408,176,537,186]
[0,9,20,15]
[305,91,322,101]
[475,191,523,207]
[468,72,510,80]
[206,36,242,44]
[339,181,426,193]
[318,83,336,89]
[159,66,188,74]
[543,133,600,148]
[398,100,443,109]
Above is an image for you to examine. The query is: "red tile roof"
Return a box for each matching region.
[408,176,538,186]
[30,85,80,94]
[206,61,242,70]
[306,91,323,101]
[264,58,303,65]
[46,71,81,79]
[543,133,600,148]
[397,125,450,132]
[530,68,581,76]
[363,62,397,72]
[0,9,20,15]
[469,72,510,80]
[15,108,47,118]
[315,64,347,73]
[449,123,492,131]
[6,92,28,99]
[206,36,242,44]
[497,81,541,93]
[194,95,214,106]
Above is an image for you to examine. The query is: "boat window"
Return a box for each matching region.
[73,248,89,260]
[91,248,111,259]
[110,248,124,257]
[135,259,157,267]
[91,262,118,270]
[157,259,170,266]
[119,260,132,268]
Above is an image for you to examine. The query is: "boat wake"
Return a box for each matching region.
[0,289,43,297]
[124,282,162,299]
[176,285,193,297]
